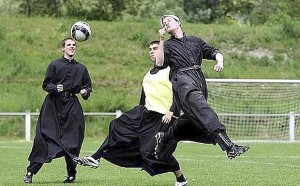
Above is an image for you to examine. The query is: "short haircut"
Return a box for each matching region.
[61,37,76,47]
[160,15,181,27]
[149,40,159,46]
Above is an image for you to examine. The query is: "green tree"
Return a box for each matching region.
[213,0,255,24]
[122,0,185,21]
[18,0,63,17]
[184,0,219,23]
[87,0,125,21]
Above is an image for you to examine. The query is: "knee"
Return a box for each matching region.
[186,90,208,109]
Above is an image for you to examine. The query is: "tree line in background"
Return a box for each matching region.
[1,0,299,25]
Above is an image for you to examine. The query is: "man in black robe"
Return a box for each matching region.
[154,15,249,161]
[73,41,188,186]
[24,37,92,184]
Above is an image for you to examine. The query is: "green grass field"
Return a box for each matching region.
[0,140,299,186]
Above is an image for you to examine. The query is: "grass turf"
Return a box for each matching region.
[0,140,299,186]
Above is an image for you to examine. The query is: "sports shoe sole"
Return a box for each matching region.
[175,180,188,186]
[73,157,99,168]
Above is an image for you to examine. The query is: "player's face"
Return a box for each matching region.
[149,43,159,62]
[62,39,76,58]
[162,17,180,32]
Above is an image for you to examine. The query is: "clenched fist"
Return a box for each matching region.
[57,84,64,92]
[158,28,166,36]
[80,89,87,96]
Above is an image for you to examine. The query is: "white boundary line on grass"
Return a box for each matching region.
[178,157,300,169]
[180,140,300,144]
[0,145,28,149]
[229,160,300,168]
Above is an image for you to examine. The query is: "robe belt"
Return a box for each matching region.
[61,92,75,97]
[177,65,201,72]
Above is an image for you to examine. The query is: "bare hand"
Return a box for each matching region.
[214,53,224,72]
[57,84,64,92]
[80,89,87,96]
[214,63,224,72]
[159,28,166,37]
[162,111,173,124]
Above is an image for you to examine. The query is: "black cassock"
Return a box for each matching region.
[90,66,180,176]
[99,105,180,176]
[28,57,92,163]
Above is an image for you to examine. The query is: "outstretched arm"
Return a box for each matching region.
[155,28,166,67]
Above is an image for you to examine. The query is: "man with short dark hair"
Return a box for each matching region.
[74,41,187,186]
[154,15,249,160]
[23,37,92,183]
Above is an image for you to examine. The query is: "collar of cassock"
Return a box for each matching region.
[62,56,75,63]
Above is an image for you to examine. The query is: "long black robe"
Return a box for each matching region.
[28,57,92,163]
[99,105,180,176]
[90,67,180,176]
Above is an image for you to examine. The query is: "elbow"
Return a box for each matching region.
[156,62,163,67]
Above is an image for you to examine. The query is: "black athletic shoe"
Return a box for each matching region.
[227,144,250,159]
[24,172,33,183]
[154,132,177,161]
[63,175,76,183]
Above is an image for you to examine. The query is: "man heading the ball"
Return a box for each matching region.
[154,15,249,160]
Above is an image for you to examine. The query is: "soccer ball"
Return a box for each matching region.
[70,21,92,42]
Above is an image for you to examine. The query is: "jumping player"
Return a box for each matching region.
[154,15,249,160]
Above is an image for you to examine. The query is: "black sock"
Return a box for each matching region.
[215,132,233,151]
[176,174,186,182]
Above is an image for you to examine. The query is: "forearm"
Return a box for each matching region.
[155,38,165,67]
[43,83,59,95]
[155,28,166,67]
[215,52,224,64]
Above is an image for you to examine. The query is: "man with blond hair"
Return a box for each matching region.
[154,15,249,161]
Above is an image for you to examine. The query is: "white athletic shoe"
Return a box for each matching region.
[175,181,188,186]
[73,156,99,168]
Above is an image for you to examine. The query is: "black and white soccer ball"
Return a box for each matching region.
[70,21,92,42]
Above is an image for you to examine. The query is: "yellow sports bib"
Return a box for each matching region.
[142,67,172,114]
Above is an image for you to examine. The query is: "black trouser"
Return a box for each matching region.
[174,90,233,151]
[167,114,215,144]
[27,154,77,176]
